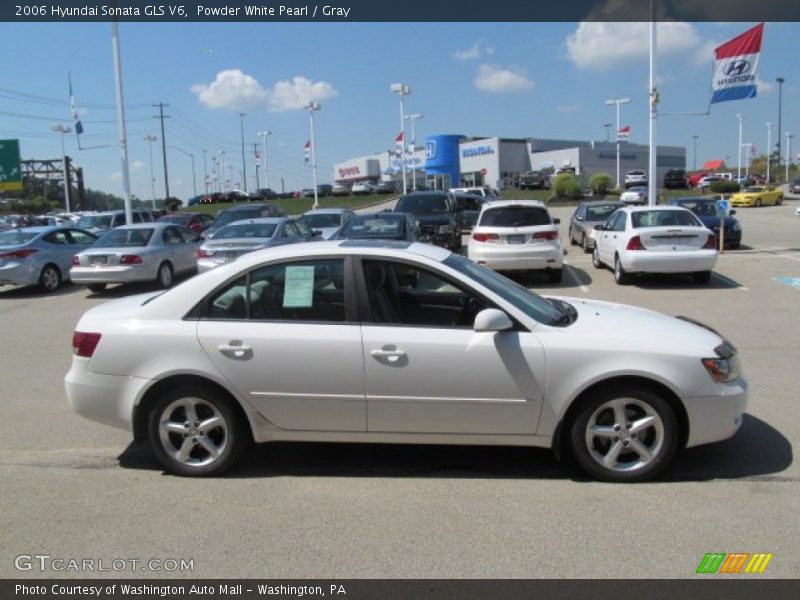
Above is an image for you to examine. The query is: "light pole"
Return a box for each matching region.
[736,113,746,182]
[605,97,631,188]
[169,145,197,199]
[143,134,157,208]
[742,143,753,179]
[692,135,699,171]
[787,132,794,182]
[776,77,785,179]
[390,83,411,194]
[405,113,423,190]
[258,130,272,190]
[202,149,208,196]
[306,102,321,209]
[604,123,612,143]
[111,21,132,225]
[50,124,71,212]
[765,123,771,183]
[217,151,226,192]
[239,113,247,193]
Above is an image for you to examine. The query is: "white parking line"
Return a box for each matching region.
[563,262,589,293]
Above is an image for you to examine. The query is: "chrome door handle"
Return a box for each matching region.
[218,343,251,353]
[370,349,406,358]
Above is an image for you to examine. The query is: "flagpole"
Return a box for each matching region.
[648,12,658,207]
[111,20,132,225]
[307,102,321,210]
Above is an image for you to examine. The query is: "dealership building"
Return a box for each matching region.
[333,135,686,190]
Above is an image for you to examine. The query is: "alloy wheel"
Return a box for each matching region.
[157,397,229,469]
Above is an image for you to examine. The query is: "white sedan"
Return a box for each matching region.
[66,241,747,482]
[592,206,718,285]
[71,223,201,292]
[351,181,376,195]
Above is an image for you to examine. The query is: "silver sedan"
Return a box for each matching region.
[71,223,201,292]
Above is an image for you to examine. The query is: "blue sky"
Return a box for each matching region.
[1,21,797,200]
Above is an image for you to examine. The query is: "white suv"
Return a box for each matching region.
[624,170,648,188]
[468,200,563,282]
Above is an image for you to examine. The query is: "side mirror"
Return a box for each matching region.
[575,215,584,221]
[473,308,513,333]
[553,218,561,225]
[729,209,737,216]
[595,224,605,231]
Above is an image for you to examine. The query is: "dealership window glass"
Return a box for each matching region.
[479,206,551,227]
[632,210,702,229]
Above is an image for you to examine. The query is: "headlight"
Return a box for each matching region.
[702,342,741,382]
[438,225,452,234]
[732,222,741,232]
[586,227,597,239]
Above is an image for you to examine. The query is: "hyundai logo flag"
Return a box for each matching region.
[68,73,84,136]
[711,23,764,105]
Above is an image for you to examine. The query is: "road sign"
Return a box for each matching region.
[0,139,23,192]
[717,199,730,214]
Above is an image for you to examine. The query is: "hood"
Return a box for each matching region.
[548,296,723,354]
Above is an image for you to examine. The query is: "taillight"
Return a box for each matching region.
[472,233,499,243]
[196,248,214,258]
[72,332,101,357]
[120,255,142,265]
[0,248,38,259]
[71,256,80,266]
[533,231,558,240]
[703,234,717,249]
[626,236,645,250]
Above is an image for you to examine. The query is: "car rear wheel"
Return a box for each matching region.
[776,195,783,206]
[547,268,563,283]
[582,235,591,253]
[156,261,173,289]
[692,271,712,284]
[569,228,577,245]
[38,264,61,292]
[87,283,106,293]
[614,255,631,285]
[148,385,248,477]
[592,246,603,269]
[568,386,679,482]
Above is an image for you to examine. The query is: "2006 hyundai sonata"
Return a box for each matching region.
[66,241,747,482]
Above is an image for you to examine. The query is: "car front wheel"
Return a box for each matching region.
[38,264,61,292]
[148,385,249,477]
[568,386,679,482]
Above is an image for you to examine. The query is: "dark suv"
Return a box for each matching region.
[663,169,688,189]
[205,203,287,238]
[394,191,463,251]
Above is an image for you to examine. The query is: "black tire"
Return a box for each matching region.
[569,228,577,246]
[38,264,61,292]
[568,385,679,482]
[614,255,631,285]
[156,261,174,289]
[692,271,712,284]
[592,246,603,269]
[87,283,106,293]
[776,195,783,206]
[147,384,249,477]
[582,234,591,253]
[547,268,563,283]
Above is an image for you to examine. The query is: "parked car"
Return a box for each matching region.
[667,197,742,249]
[330,212,418,242]
[620,186,648,205]
[70,223,201,292]
[157,212,215,235]
[351,181,377,195]
[394,191,463,251]
[592,206,717,285]
[0,226,97,292]
[374,181,397,194]
[293,189,316,199]
[729,186,784,207]
[74,210,153,235]
[197,218,317,274]
[624,170,648,188]
[253,188,279,199]
[331,183,351,196]
[663,169,688,189]
[316,184,334,197]
[568,200,626,252]
[200,193,224,204]
[66,241,748,482]
[452,192,487,232]
[205,203,288,239]
[468,200,563,282]
[300,208,356,240]
[788,178,800,194]
[449,186,500,199]
[688,172,709,188]
[518,171,551,190]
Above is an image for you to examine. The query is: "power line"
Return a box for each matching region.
[0,86,151,110]
[0,108,150,123]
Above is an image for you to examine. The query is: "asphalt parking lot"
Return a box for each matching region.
[0,196,798,579]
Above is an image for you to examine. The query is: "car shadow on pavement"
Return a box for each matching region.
[81,274,196,299]
[629,271,746,290]
[117,415,792,483]
[0,281,81,299]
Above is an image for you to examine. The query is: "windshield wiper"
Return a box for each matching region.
[549,298,577,326]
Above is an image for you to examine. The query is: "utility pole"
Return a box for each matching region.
[143,134,157,208]
[153,102,170,201]
[239,113,247,193]
[692,135,699,171]
[258,130,271,190]
[253,143,260,190]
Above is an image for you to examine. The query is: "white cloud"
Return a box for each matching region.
[191,69,269,110]
[565,22,702,69]
[175,178,184,186]
[131,160,145,172]
[267,76,338,112]
[557,104,579,112]
[757,80,775,94]
[109,172,121,182]
[474,64,533,94]
[453,40,495,61]
[191,70,337,112]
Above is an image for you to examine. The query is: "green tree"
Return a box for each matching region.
[553,174,582,199]
[589,172,612,195]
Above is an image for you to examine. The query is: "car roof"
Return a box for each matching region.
[624,205,691,213]
[219,217,284,225]
[399,190,447,197]
[481,200,547,209]
[303,208,350,215]
[579,199,625,207]
[222,203,273,211]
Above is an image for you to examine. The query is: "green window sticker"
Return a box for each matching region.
[283,266,315,308]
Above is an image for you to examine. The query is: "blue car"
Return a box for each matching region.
[0,226,98,292]
[667,197,742,249]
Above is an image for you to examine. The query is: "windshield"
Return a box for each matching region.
[338,216,404,239]
[395,194,448,214]
[76,215,113,229]
[214,209,263,228]
[678,201,719,217]
[744,187,764,193]
[0,230,39,245]
[96,228,154,247]
[586,205,622,221]
[301,213,342,228]
[479,206,550,227]
[214,222,277,240]
[443,254,562,326]
[631,210,702,228]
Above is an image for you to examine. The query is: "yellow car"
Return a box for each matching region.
[730,186,784,207]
